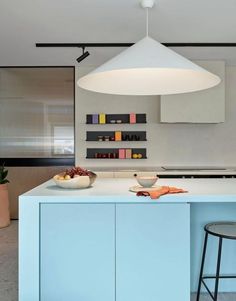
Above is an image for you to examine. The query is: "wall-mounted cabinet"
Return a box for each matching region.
[160,61,225,123]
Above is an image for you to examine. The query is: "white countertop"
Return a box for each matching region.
[20,178,236,204]
[88,166,236,176]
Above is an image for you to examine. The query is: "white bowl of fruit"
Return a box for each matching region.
[53,167,97,189]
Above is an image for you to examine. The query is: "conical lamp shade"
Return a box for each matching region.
[77,36,221,95]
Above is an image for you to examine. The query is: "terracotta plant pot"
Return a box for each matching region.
[0,184,10,228]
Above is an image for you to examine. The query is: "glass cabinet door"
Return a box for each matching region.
[0,67,74,158]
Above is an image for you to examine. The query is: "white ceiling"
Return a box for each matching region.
[1,0,236,66]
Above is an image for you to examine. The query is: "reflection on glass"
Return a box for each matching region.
[0,68,74,158]
[53,126,74,155]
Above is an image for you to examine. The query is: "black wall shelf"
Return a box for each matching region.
[86,113,146,124]
[86,131,147,142]
[86,148,147,159]
[85,113,147,160]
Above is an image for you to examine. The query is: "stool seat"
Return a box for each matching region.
[205,222,236,239]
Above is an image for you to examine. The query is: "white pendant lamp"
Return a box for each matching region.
[77,0,221,96]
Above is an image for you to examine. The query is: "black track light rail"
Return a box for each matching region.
[36,42,236,48]
[36,43,134,48]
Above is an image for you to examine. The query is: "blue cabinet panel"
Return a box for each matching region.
[116,203,190,301]
[40,204,115,301]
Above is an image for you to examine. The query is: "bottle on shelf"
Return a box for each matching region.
[92,114,99,124]
[125,149,132,159]
[99,113,106,124]
[118,149,125,159]
[115,131,122,141]
[129,113,136,124]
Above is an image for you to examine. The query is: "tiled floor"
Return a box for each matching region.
[0,221,18,301]
[191,293,236,301]
[0,221,235,301]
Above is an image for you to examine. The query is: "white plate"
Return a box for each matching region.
[129,185,162,193]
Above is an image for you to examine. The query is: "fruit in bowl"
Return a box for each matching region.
[53,167,97,189]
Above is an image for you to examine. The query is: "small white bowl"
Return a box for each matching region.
[53,172,97,189]
[134,174,158,188]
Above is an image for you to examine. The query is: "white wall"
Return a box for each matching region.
[76,66,236,168]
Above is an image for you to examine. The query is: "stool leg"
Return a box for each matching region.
[214,237,223,301]
[196,232,208,301]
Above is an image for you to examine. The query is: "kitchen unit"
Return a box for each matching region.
[19,177,236,301]
[2,1,236,301]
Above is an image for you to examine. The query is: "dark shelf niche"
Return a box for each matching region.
[86,113,147,124]
[86,131,147,142]
[86,148,147,159]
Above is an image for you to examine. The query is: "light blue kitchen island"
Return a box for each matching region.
[19,178,236,301]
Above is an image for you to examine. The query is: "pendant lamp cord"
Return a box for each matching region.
[146,7,149,36]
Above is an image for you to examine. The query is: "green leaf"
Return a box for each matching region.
[0,163,9,183]
[0,179,9,184]
[2,170,8,180]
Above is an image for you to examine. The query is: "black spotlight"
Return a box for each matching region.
[76,47,90,63]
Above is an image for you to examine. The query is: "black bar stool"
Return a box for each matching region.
[196,222,236,301]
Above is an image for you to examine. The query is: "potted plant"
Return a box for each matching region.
[0,164,10,228]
